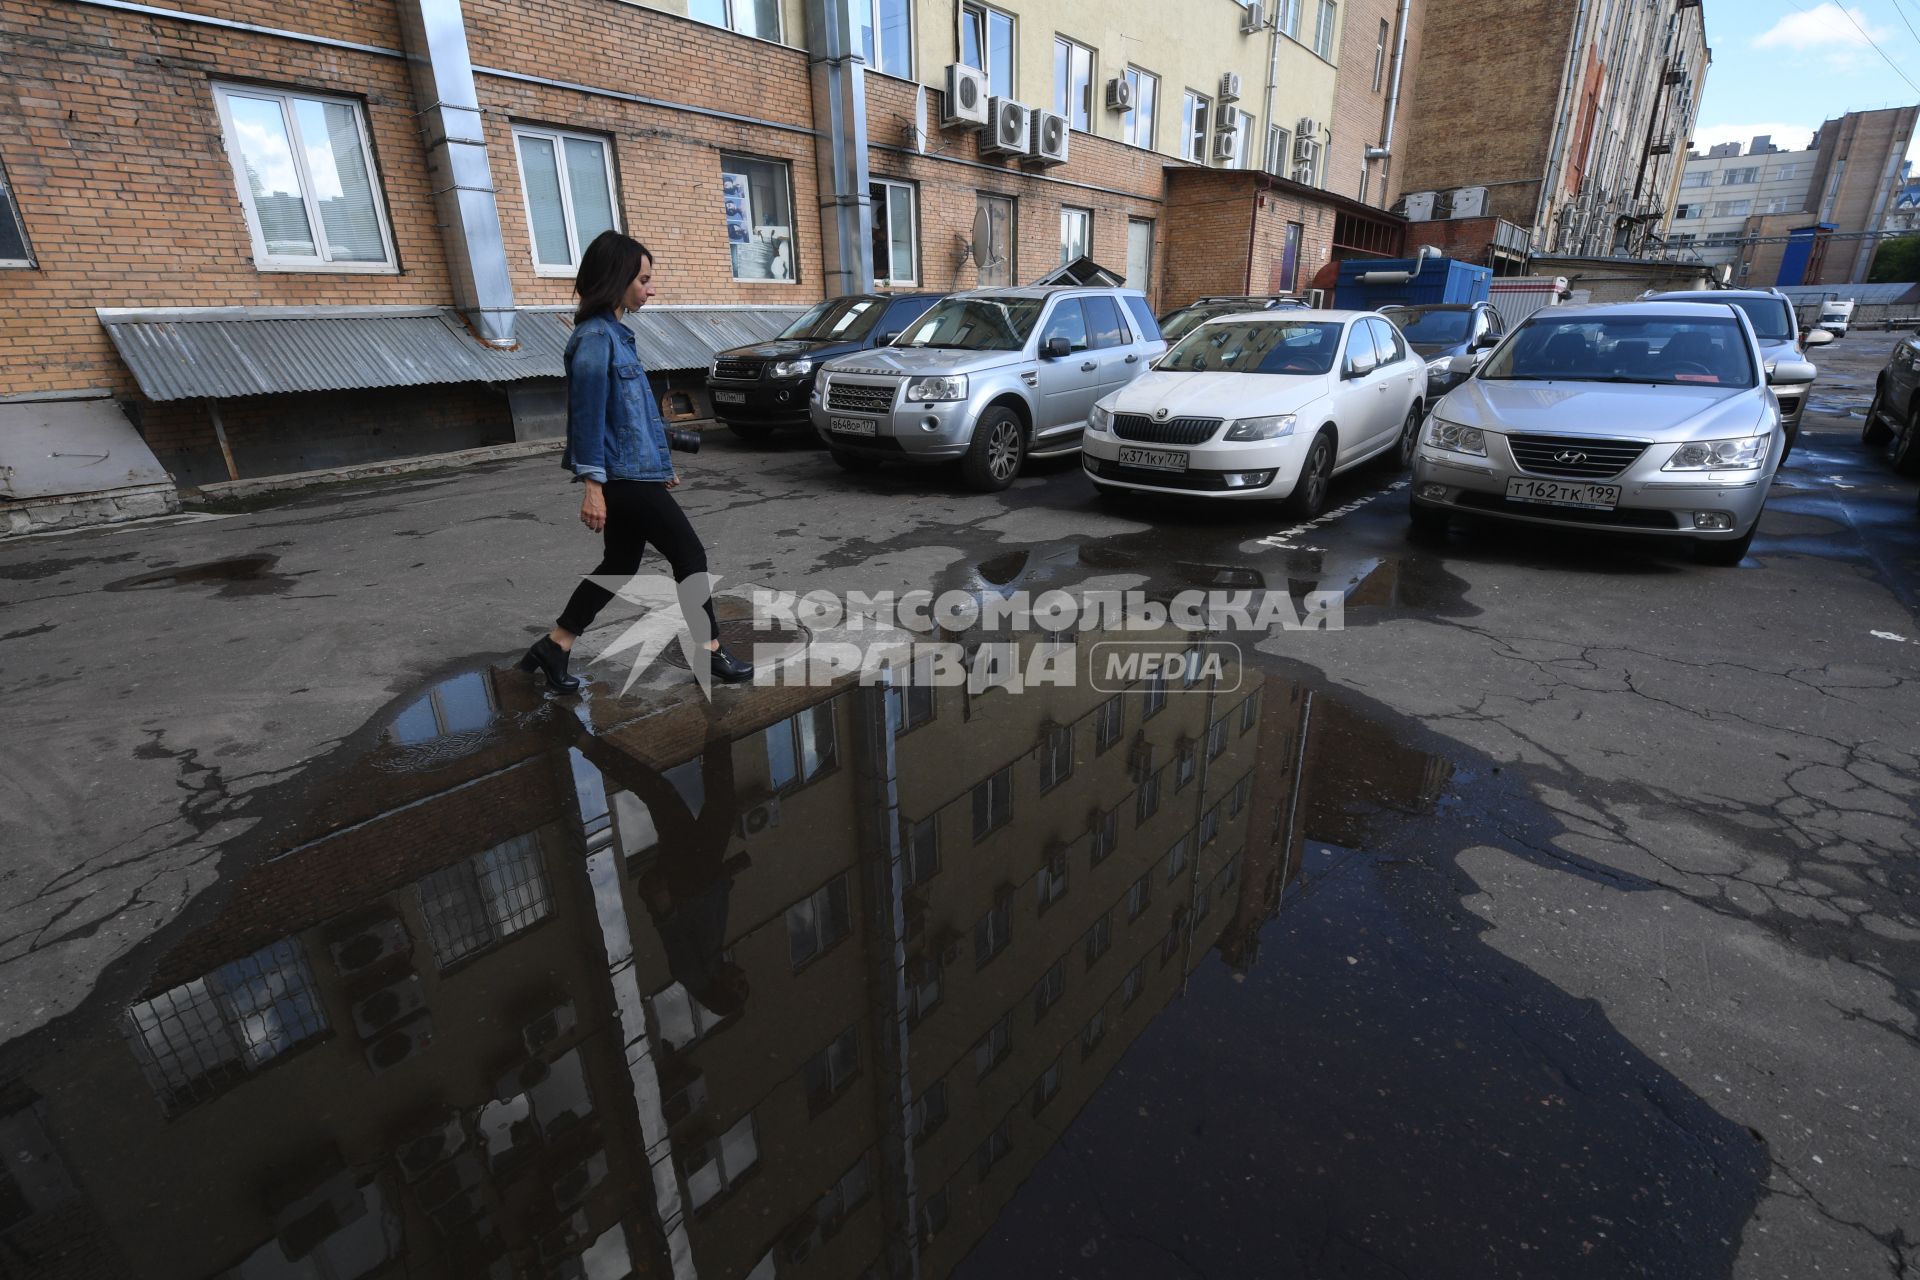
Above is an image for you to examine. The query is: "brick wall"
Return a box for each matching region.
[1395,0,1573,226]
[1162,169,1256,306]
[1325,0,1425,209]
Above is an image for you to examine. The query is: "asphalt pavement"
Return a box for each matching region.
[0,329,1915,1279]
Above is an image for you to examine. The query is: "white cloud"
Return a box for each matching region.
[1751,4,1887,50]
[1690,121,1821,153]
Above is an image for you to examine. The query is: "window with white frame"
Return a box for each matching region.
[1165,833,1190,880]
[962,2,1016,98]
[1711,199,1752,218]
[513,125,618,275]
[1183,91,1211,163]
[0,157,33,268]
[1054,36,1095,132]
[212,84,396,271]
[1126,217,1154,291]
[1276,0,1302,37]
[1060,206,1092,265]
[1038,845,1068,910]
[1769,162,1801,182]
[1033,1058,1063,1112]
[905,813,940,887]
[974,1013,1012,1077]
[721,154,797,282]
[1681,170,1711,188]
[688,0,781,41]
[1084,910,1112,966]
[767,702,836,791]
[1120,960,1144,1007]
[1266,124,1290,175]
[974,764,1014,839]
[803,1024,860,1113]
[870,179,918,285]
[1234,109,1256,169]
[975,893,1012,966]
[787,873,853,969]
[1033,957,1065,1019]
[1090,805,1118,864]
[1314,0,1338,59]
[1039,721,1073,792]
[1240,688,1260,731]
[1122,67,1158,149]
[1094,694,1124,752]
[1722,166,1760,185]
[975,1116,1013,1178]
[856,0,912,77]
[683,1112,758,1210]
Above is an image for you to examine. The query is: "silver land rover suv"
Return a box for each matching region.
[810,287,1166,491]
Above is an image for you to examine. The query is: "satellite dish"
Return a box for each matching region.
[970,204,1005,270]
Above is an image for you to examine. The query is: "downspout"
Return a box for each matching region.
[1533,0,1593,253]
[396,0,517,347]
[1261,2,1281,174]
[1362,0,1413,208]
[806,0,876,298]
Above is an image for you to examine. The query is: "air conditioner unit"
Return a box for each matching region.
[1293,135,1320,164]
[1404,190,1437,221]
[738,794,781,837]
[521,999,578,1057]
[1241,2,1266,35]
[351,973,427,1039]
[394,1112,468,1181]
[1214,129,1242,163]
[1296,116,1321,140]
[942,63,990,130]
[328,914,410,976]
[1219,72,1243,103]
[365,1011,433,1073]
[1450,185,1489,218]
[982,98,1033,157]
[1291,163,1316,185]
[1105,77,1134,112]
[1029,110,1070,166]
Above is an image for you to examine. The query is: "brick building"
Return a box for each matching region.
[1322,0,1426,209]
[1392,0,1708,263]
[0,0,1416,528]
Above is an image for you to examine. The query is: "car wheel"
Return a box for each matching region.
[961,407,1026,492]
[1862,385,1895,446]
[1779,425,1797,465]
[1894,406,1920,477]
[1695,521,1758,566]
[726,421,776,443]
[1380,402,1423,471]
[830,448,881,472]
[1282,428,1336,521]
[1408,493,1449,537]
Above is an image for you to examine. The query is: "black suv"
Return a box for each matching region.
[1379,302,1506,396]
[707,292,944,440]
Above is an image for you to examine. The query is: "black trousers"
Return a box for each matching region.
[556,480,718,639]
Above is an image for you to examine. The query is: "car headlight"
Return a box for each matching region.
[1223,414,1296,441]
[906,375,968,401]
[1088,403,1113,434]
[771,358,814,379]
[1662,435,1769,471]
[1424,416,1485,457]
[1426,357,1454,378]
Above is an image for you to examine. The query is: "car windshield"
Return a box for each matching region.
[1158,320,1343,375]
[1159,304,1251,344]
[1385,308,1473,344]
[1480,314,1756,388]
[896,297,1044,351]
[778,297,885,342]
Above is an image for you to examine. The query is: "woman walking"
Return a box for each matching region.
[520,231,753,692]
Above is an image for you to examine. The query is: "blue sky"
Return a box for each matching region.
[1693,1,1920,162]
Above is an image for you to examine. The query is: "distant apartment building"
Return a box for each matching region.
[1665,134,1815,276]
[1393,0,1709,266]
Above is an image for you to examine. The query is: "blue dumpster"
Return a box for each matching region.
[1333,257,1491,309]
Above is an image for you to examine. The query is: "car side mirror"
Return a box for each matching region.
[1767,360,1816,387]
[1448,354,1481,378]
[876,331,899,346]
[1345,354,1378,379]
[1474,331,1500,350]
[1802,328,1835,348]
[1043,336,1072,359]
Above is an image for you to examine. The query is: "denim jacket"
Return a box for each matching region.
[561,312,674,484]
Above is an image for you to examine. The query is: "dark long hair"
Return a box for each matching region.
[574,230,653,323]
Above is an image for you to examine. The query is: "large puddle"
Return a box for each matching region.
[0,622,1765,1278]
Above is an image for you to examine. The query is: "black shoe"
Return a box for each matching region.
[517,636,582,692]
[710,645,754,684]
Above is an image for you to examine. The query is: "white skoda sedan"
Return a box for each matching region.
[1081,310,1425,518]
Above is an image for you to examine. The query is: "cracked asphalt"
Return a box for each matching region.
[0,330,1916,1278]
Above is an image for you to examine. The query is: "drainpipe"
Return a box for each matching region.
[1533,0,1592,253]
[1260,3,1281,175]
[396,0,517,347]
[806,0,876,298]
[1362,0,1413,208]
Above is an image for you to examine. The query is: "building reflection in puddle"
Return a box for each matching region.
[1,627,1450,1280]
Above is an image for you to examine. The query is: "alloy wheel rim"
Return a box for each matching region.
[1308,443,1330,507]
[1400,409,1419,463]
[989,423,1020,480]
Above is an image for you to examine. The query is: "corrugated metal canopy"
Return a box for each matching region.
[97,304,809,402]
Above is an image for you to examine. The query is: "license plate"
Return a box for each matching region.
[830,416,878,437]
[713,390,746,405]
[1118,446,1189,473]
[1505,477,1621,510]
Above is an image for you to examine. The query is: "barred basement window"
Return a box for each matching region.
[0,157,33,268]
[124,937,328,1112]
[415,832,552,968]
[211,83,396,272]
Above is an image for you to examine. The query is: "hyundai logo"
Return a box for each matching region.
[1554,450,1589,465]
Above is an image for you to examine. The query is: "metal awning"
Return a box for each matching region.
[1031,257,1126,287]
[97,304,810,402]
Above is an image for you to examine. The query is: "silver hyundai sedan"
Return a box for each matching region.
[1409,301,1816,565]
